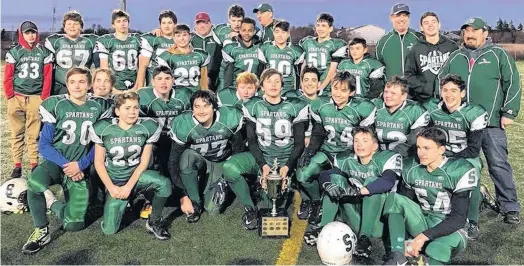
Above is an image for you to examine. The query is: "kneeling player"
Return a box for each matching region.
[305,127,402,260]
[92,92,171,239]
[223,69,309,230]
[168,90,244,222]
[383,127,476,265]
[23,67,110,254]
[296,72,375,221]
[218,72,259,108]
[425,74,487,240]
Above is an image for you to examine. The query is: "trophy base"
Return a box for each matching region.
[259,214,290,238]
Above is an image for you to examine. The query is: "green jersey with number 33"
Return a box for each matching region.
[425,100,488,154]
[39,95,110,161]
[310,97,376,156]
[402,157,478,219]
[156,49,210,92]
[45,34,97,86]
[243,96,309,166]
[5,44,53,95]
[95,33,141,90]
[373,98,429,151]
[335,150,402,188]
[91,118,161,183]
[170,106,244,162]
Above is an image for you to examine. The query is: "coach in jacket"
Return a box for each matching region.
[405,12,458,102]
[437,18,522,224]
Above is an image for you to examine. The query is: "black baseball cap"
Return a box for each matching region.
[391,3,410,15]
[21,21,38,32]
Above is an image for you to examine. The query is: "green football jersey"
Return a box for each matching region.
[45,34,97,86]
[426,100,488,154]
[95,33,141,90]
[217,87,243,108]
[91,118,161,183]
[191,29,221,73]
[222,41,262,87]
[299,36,347,83]
[402,157,477,219]
[373,98,430,151]
[138,86,192,130]
[170,106,243,162]
[214,23,234,44]
[139,33,175,83]
[310,97,376,156]
[333,50,385,98]
[39,95,110,161]
[242,96,309,166]
[335,150,402,188]
[5,44,53,95]
[258,42,304,94]
[156,48,210,92]
[296,94,327,137]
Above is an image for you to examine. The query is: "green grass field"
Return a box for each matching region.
[1,62,524,265]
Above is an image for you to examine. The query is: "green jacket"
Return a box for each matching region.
[375,28,422,79]
[436,40,521,127]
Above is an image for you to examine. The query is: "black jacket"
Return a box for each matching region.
[405,34,458,102]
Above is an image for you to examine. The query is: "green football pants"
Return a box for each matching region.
[320,173,385,238]
[466,157,482,224]
[384,193,467,264]
[296,152,331,201]
[27,160,89,231]
[101,170,171,235]
[179,149,225,214]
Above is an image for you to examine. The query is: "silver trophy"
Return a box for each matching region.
[260,159,290,237]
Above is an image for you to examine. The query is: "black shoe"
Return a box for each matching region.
[22,227,50,254]
[383,251,408,265]
[297,200,311,220]
[186,203,202,223]
[146,219,170,240]
[466,222,481,240]
[242,206,258,230]
[356,235,372,258]
[308,200,322,225]
[304,224,322,246]
[504,211,521,224]
[10,167,22,178]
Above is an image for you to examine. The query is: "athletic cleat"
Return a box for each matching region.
[186,204,202,223]
[308,200,322,225]
[242,206,258,230]
[146,219,170,240]
[140,202,152,219]
[480,184,500,213]
[356,235,372,258]
[383,251,408,265]
[466,222,480,240]
[10,167,22,179]
[22,227,50,254]
[43,189,57,210]
[304,225,321,246]
[504,211,520,224]
[297,200,311,220]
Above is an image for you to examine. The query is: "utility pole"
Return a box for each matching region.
[121,0,127,11]
[51,7,57,32]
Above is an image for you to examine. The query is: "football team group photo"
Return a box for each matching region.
[1,0,523,265]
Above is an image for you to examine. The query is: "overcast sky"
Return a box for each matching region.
[2,0,524,32]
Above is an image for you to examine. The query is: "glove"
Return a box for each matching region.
[345,183,361,197]
[211,178,228,206]
[323,182,346,200]
[298,150,315,168]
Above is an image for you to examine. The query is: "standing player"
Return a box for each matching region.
[223,69,309,230]
[383,127,476,265]
[214,5,246,44]
[45,11,97,95]
[425,74,488,240]
[157,24,210,93]
[91,92,171,239]
[95,10,141,93]
[305,127,402,259]
[168,90,244,222]
[136,10,177,88]
[299,13,346,96]
[218,72,259,109]
[221,18,264,89]
[373,76,429,157]
[191,12,222,91]
[4,21,53,177]
[296,72,375,220]
[22,67,110,254]
[333,38,385,99]
[258,21,304,97]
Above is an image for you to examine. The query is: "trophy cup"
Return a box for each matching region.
[259,159,290,238]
